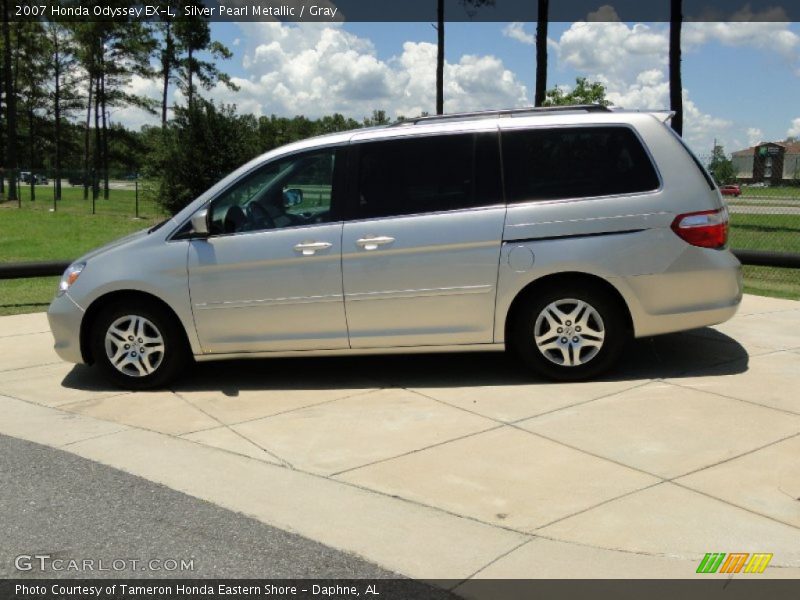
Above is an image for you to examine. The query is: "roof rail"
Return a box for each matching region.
[390,104,612,127]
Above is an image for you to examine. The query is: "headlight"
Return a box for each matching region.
[57,262,86,296]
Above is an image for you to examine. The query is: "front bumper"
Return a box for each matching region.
[47,292,86,364]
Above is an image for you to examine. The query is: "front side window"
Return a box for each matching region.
[501,126,660,203]
[352,132,502,220]
[209,148,337,235]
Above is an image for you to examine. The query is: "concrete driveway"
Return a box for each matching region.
[1,293,799,586]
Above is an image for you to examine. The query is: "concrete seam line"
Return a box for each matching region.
[59,427,133,448]
[506,420,667,481]
[669,480,800,534]
[660,378,800,417]
[531,481,668,532]
[0,329,52,339]
[453,537,536,586]
[171,388,294,469]
[328,423,505,477]
[667,431,800,482]
[0,360,63,374]
[178,387,383,432]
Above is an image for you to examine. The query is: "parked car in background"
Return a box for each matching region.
[19,172,48,184]
[720,184,741,197]
[68,175,85,186]
[48,105,743,389]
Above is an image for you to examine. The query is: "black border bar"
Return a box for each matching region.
[11,0,800,23]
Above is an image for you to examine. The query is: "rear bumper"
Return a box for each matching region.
[47,293,86,364]
[622,247,743,338]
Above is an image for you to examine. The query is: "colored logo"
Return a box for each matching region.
[696,553,773,574]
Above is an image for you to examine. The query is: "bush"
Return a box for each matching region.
[148,100,261,214]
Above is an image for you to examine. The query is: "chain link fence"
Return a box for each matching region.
[698,152,800,300]
[2,159,799,302]
[0,169,167,221]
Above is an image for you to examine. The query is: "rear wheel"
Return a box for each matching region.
[91,300,188,389]
[510,285,629,381]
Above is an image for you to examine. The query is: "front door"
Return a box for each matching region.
[188,147,348,354]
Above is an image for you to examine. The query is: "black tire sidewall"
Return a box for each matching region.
[511,285,628,381]
[91,301,186,389]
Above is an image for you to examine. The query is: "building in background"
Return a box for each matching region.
[732,142,800,185]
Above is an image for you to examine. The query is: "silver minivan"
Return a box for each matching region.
[48,106,742,389]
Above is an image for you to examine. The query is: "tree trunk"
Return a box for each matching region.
[101,72,109,199]
[83,76,92,200]
[534,0,549,107]
[669,0,684,136]
[187,46,194,108]
[436,0,444,115]
[53,33,61,200]
[28,106,34,201]
[93,75,100,201]
[161,21,172,128]
[2,0,17,202]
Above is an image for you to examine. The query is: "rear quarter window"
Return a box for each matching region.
[501,126,660,203]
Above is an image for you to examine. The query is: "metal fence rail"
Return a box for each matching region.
[1,252,797,281]
[0,261,71,280]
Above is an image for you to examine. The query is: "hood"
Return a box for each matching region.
[73,226,155,264]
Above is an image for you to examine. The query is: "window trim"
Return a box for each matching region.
[498,123,664,207]
[342,131,504,222]
[168,144,348,242]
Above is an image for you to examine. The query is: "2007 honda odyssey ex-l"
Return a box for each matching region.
[48,105,742,389]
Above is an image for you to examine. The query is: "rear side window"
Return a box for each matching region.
[501,126,660,203]
[352,132,501,219]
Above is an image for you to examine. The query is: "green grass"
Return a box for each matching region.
[728,213,800,300]
[0,208,163,315]
[728,213,800,252]
[6,180,165,220]
[739,186,800,200]
[1,206,798,317]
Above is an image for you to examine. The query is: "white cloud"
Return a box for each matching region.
[503,22,535,45]
[545,19,800,152]
[209,22,527,120]
[114,22,527,128]
[788,118,800,138]
[683,22,800,59]
[747,127,763,146]
[112,74,161,130]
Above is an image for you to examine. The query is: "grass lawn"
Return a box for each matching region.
[0,207,164,316]
[8,180,165,220]
[1,206,798,317]
[728,213,800,300]
[739,186,800,200]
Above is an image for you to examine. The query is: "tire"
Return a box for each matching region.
[90,300,188,390]
[509,284,629,381]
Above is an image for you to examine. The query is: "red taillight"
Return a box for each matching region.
[670,208,729,249]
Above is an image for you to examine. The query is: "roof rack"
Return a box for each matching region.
[390,104,612,127]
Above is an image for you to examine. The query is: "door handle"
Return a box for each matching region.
[356,236,395,251]
[293,241,332,256]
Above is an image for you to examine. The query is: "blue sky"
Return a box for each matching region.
[127,19,800,156]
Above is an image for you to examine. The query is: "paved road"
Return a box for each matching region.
[0,433,446,594]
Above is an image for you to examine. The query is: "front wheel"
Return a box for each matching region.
[509,285,629,381]
[91,300,188,389]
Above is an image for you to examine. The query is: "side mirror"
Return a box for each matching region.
[283,188,303,208]
[190,208,210,237]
